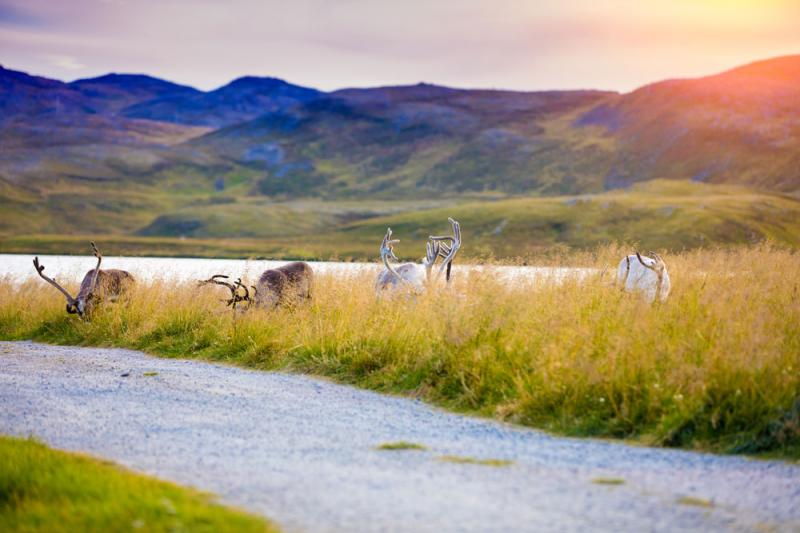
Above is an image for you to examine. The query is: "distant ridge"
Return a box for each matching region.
[121,76,323,127]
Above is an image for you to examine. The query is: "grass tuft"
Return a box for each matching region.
[376,441,428,451]
[437,455,513,467]
[375,440,428,451]
[677,496,714,508]
[592,477,626,485]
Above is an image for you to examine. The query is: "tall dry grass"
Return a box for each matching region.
[2,244,798,456]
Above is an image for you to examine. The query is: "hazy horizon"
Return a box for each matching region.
[4,53,800,96]
[2,0,799,93]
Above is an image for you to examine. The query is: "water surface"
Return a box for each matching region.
[0,254,590,283]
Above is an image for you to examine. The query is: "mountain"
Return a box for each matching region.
[577,55,800,191]
[1,56,800,252]
[0,65,94,122]
[70,73,201,114]
[0,66,207,150]
[121,76,323,127]
[0,66,200,121]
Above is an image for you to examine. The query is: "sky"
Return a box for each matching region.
[1,0,799,93]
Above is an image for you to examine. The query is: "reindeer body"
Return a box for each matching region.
[74,269,136,314]
[617,253,671,303]
[375,262,428,292]
[255,261,313,308]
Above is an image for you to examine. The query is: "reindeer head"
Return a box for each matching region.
[379,228,400,263]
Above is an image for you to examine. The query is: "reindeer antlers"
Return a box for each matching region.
[429,217,462,281]
[380,227,400,261]
[635,250,664,272]
[199,274,235,289]
[198,274,252,308]
[33,256,76,303]
[87,241,103,297]
[425,240,441,265]
[233,278,251,302]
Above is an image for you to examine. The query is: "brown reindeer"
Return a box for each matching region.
[33,242,135,318]
[255,262,313,308]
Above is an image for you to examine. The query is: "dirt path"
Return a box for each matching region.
[1,341,798,532]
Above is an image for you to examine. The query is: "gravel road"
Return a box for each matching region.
[1,341,798,532]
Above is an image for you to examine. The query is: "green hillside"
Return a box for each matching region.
[3,181,798,259]
[339,180,800,258]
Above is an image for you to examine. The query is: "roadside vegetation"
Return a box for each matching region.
[0,436,277,532]
[0,244,798,459]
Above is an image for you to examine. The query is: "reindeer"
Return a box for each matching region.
[254,262,314,308]
[375,218,462,293]
[617,251,671,303]
[33,242,135,318]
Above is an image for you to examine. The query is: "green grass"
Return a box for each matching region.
[591,478,626,485]
[339,181,800,259]
[1,244,798,459]
[376,442,428,451]
[676,496,714,508]
[0,435,277,532]
[2,182,799,259]
[437,456,513,467]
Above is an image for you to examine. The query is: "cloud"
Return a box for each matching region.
[43,54,85,70]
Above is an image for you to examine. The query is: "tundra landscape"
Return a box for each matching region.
[2,2,800,529]
[2,56,800,257]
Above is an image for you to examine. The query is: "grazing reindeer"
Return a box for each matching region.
[255,262,314,308]
[617,251,671,303]
[198,274,254,310]
[375,218,462,293]
[33,242,135,318]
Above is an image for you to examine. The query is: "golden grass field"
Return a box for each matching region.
[1,244,798,457]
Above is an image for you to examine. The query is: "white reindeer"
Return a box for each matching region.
[375,218,462,294]
[375,228,438,293]
[616,251,671,303]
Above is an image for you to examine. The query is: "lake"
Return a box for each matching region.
[0,254,592,284]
